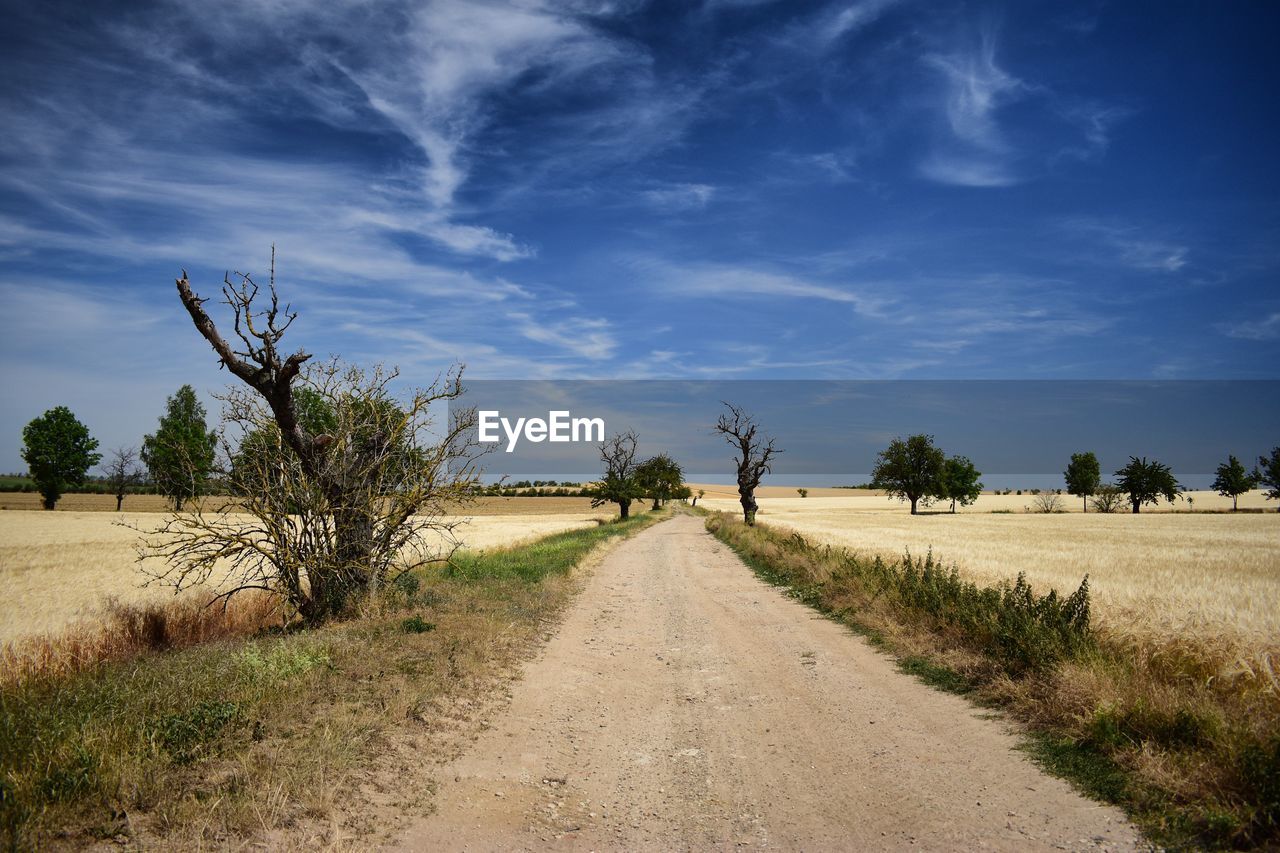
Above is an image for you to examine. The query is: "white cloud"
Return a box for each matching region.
[1219,312,1280,341]
[1059,220,1189,272]
[926,31,1024,152]
[809,0,903,49]
[642,260,894,317]
[919,24,1027,187]
[918,155,1016,188]
[508,312,618,360]
[640,183,716,210]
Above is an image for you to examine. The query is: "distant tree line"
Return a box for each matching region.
[16,385,220,511]
[17,397,1280,517]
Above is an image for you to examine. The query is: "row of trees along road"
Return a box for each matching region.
[19,386,220,512]
[590,402,779,526]
[589,431,692,519]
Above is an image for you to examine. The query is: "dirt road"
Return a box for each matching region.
[392,514,1140,851]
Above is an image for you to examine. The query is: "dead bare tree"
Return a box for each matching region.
[590,430,641,519]
[714,402,781,526]
[104,446,143,512]
[141,256,481,623]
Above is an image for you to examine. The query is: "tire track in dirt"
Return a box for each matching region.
[391,514,1141,851]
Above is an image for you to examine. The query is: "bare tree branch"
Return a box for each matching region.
[152,258,482,623]
[714,402,781,526]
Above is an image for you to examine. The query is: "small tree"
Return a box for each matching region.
[870,434,945,515]
[635,453,685,510]
[1090,483,1126,513]
[591,431,642,519]
[797,488,809,498]
[1032,492,1064,513]
[1211,454,1255,511]
[1115,456,1181,514]
[1257,447,1280,511]
[104,446,143,512]
[692,488,705,507]
[154,260,481,624]
[715,402,781,526]
[1064,451,1101,513]
[938,455,982,513]
[142,385,217,511]
[21,406,101,509]
[143,362,478,622]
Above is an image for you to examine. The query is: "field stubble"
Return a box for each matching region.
[701,494,1280,652]
[0,500,611,645]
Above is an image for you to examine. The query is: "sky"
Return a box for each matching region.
[1,0,1278,472]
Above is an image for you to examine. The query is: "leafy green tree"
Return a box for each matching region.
[938,455,983,513]
[1211,454,1256,511]
[591,430,642,519]
[142,385,217,511]
[21,406,102,509]
[1256,447,1280,511]
[870,434,945,515]
[635,453,685,510]
[1064,451,1101,513]
[1114,456,1181,514]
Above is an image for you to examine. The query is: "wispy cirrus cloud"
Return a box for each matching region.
[917,21,1131,188]
[640,182,717,211]
[919,23,1027,187]
[804,0,904,49]
[1,0,678,266]
[1059,220,1189,272]
[1218,312,1280,341]
[508,312,618,361]
[638,259,894,317]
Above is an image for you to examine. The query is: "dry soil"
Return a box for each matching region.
[392,514,1141,851]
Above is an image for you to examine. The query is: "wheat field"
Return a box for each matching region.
[701,492,1280,645]
[0,505,611,645]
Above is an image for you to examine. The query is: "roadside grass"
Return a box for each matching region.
[0,509,664,850]
[706,512,1279,850]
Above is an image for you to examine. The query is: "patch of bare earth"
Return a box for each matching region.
[390,514,1141,851]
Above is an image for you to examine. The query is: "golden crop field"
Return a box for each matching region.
[700,491,1280,646]
[0,502,612,645]
[0,492,605,515]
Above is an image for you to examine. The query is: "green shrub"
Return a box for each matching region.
[152,700,241,764]
[400,615,435,634]
[709,518,1093,676]
[393,571,422,599]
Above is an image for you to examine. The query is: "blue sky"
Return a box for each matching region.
[2,0,1278,471]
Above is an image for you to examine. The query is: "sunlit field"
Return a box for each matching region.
[700,490,1280,647]
[0,501,611,644]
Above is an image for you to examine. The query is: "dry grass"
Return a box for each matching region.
[0,506,611,646]
[0,491,606,515]
[701,493,1280,649]
[1,593,284,685]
